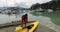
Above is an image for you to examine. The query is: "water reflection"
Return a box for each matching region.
[31,12,43,16]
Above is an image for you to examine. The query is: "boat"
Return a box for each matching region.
[16,21,39,32]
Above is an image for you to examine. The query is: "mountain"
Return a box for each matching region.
[0,2,30,10]
[16,3,29,8]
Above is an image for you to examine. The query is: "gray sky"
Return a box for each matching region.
[0,0,52,8]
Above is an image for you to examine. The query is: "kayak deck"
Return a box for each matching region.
[16,21,39,32]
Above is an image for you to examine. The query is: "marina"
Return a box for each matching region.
[0,0,60,32]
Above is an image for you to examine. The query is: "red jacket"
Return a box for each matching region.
[22,15,25,24]
[22,14,28,24]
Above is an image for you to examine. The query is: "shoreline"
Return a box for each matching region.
[0,22,56,32]
[0,20,35,28]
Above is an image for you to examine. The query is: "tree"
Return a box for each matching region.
[30,3,41,10]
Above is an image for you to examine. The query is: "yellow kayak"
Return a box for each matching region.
[16,21,39,32]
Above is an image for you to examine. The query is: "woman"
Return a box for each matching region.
[21,14,28,27]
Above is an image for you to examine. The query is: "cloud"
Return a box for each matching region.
[16,2,29,8]
[0,0,52,8]
[0,0,15,7]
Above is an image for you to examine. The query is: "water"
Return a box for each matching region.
[0,9,54,24]
[0,10,43,24]
[0,14,20,24]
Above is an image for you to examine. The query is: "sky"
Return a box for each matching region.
[0,0,52,8]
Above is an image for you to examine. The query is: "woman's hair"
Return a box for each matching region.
[25,14,27,16]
